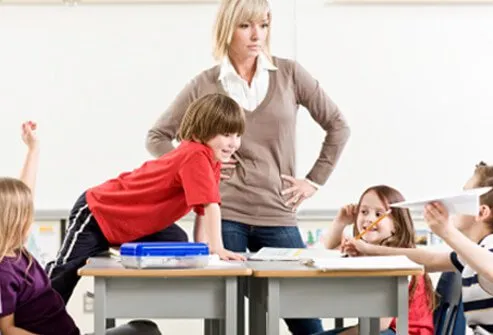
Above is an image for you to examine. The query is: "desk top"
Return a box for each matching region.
[78,257,252,277]
[246,261,423,278]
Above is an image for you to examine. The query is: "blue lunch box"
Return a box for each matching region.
[120,242,210,269]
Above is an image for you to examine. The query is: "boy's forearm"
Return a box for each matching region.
[202,203,224,252]
[193,215,207,243]
[369,244,452,272]
[440,227,493,282]
[19,146,40,192]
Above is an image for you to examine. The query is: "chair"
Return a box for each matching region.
[434,272,466,335]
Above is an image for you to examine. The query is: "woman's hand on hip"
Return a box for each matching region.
[281,175,317,211]
[220,158,237,180]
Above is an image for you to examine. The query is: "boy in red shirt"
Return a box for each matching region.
[46,93,246,304]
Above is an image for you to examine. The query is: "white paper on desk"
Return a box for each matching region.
[390,187,492,216]
[249,247,342,261]
[306,255,422,271]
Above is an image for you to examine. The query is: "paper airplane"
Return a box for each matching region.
[390,187,492,216]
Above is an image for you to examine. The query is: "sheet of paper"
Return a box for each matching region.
[390,187,492,216]
[249,247,342,261]
[306,255,423,271]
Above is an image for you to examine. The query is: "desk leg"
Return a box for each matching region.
[237,277,245,335]
[249,278,266,335]
[396,276,408,335]
[94,277,107,335]
[204,320,215,335]
[224,277,238,335]
[266,278,280,335]
[359,318,379,335]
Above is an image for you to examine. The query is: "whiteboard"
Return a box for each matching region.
[0,0,295,209]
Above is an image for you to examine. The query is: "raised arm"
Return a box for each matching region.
[19,121,39,193]
[323,204,357,249]
[293,61,351,186]
[425,201,493,282]
[442,228,493,282]
[145,80,198,157]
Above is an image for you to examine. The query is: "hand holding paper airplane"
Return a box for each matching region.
[423,201,452,235]
[389,187,492,216]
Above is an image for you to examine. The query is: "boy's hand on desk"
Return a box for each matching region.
[214,248,246,261]
[424,201,451,236]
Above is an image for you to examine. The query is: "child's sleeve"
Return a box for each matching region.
[179,152,221,215]
[0,272,18,317]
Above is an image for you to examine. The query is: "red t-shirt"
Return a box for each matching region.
[389,275,434,335]
[86,141,221,244]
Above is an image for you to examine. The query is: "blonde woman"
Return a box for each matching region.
[146,2,350,333]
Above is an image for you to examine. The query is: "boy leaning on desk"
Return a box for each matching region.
[345,162,493,334]
[46,93,247,306]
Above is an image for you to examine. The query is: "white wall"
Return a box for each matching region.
[295,0,493,210]
[1,0,492,211]
[0,0,294,210]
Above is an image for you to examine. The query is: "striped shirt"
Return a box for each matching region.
[450,234,493,333]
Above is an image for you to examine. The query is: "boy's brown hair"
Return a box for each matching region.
[473,161,493,228]
[178,93,245,143]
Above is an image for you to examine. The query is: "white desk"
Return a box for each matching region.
[78,257,251,335]
[247,260,423,335]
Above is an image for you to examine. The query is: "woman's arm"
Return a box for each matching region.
[19,121,39,193]
[0,314,38,335]
[145,80,198,157]
[293,61,351,186]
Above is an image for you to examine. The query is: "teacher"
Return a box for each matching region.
[146,0,350,334]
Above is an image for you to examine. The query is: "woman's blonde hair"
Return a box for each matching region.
[213,0,272,61]
[0,178,34,265]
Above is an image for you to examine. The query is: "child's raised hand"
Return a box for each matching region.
[424,201,451,235]
[335,204,358,226]
[21,121,39,150]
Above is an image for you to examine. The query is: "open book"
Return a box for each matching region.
[249,247,342,261]
[303,255,423,272]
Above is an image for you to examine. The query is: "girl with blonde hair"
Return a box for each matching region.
[0,123,161,335]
